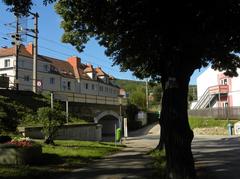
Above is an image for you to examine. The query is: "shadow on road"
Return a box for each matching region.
[193,136,240,179]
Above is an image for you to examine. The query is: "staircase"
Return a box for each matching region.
[193,85,229,109]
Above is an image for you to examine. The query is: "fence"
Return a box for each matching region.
[188,107,240,119]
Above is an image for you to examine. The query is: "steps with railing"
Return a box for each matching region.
[192,85,229,109]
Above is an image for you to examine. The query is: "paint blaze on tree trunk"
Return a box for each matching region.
[161,75,196,179]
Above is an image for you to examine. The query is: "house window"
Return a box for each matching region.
[43,64,49,72]
[221,79,228,85]
[85,83,89,89]
[99,86,103,91]
[223,102,228,107]
[4,59,10,68]
[21,60,24,68]
[67,81,71,90]
[23,75,30,81]
[105,87,108,92]
[92,84,95,90]
[50,77,55,84]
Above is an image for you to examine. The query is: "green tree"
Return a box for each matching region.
[37,107,65,145]
[4,1,240,178]
[152,84,162,105]
[129,90,146,110]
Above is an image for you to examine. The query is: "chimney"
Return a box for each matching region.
[67,56,81,69]
[25,43,34,55]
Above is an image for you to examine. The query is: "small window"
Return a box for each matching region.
[4,59,10,68]
[50,77,55,84]
[21,60,24,68]
[43,64,49,72]
[92,84,95,90]
[105,87,108,92]
[67,81,71,90]
[221,79,228,85]
[85,83,89,89]
[223,102,228,108]
[24,75,30,81]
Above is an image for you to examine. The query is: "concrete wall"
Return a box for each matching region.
[19,123,102,141]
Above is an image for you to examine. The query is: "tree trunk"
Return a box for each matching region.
[160,74,196,179]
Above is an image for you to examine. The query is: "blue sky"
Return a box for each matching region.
[0,1,205,84]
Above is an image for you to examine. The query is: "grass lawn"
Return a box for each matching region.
[188,116,237,129]
[0,140,123,179]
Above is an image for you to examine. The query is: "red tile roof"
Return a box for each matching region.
[0,45,32,58]
[0,44,114,81]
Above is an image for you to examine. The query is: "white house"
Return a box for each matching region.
[0,43,120,99]
[191,66,240,109]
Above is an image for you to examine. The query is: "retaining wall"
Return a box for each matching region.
[19,123,102,141]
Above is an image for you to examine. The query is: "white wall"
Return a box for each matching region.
[197,67,219,100]
[229,68,240,106]
[0,55,119,98]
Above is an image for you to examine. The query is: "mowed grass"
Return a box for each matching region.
[188,116,237,129]
[0,140,123,179]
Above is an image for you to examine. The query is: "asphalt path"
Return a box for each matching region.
[192,135,240,179]
[61,123,160,179]
[60,123,240,179]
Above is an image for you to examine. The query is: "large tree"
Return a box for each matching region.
[4,1,240,178]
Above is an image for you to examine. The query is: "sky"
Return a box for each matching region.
[0,1,205,84]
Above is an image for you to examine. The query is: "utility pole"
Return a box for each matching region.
[146,79,149,110]
[32,12,39,93]
[14,14,20,90]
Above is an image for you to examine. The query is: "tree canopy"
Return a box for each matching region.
[3,1,240,78]
[54,1,240,79]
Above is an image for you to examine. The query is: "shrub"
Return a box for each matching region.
[126,104,141,130]
[0,102,18,133]
[37,107,66,145]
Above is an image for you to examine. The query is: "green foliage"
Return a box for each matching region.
[37,107,66,144]
[188,117,236,129]
[152,84,162,104]
[68,116,88,124]
[151,149,167,178]
[0,140,122,179]
[125,104,142,130]
[129,90,146,110]
[0,101,18,133]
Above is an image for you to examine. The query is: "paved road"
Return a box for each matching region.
[60,123,240,179]
[192,135,240,179]
[61,123,160,179]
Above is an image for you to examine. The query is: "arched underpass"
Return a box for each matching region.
[94,111,121,136]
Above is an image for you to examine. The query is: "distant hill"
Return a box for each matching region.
[116,79,197,100]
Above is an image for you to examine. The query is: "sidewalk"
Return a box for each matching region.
[193,135,240,179]
[61,123,160,179]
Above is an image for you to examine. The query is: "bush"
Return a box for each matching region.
[147,112,159,124]
[37,107,66,144]
[126,104,141,130]
[0,102,18,133]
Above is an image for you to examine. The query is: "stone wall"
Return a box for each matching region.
[19,123,102,141]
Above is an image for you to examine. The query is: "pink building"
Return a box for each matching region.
[191,66,240,109]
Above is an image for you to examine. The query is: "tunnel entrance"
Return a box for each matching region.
[98,115,120,135]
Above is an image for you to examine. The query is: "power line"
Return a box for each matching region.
[38,35,113,65]
[38,45,117,74]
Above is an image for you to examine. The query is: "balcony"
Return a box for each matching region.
[208,85,229,95]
